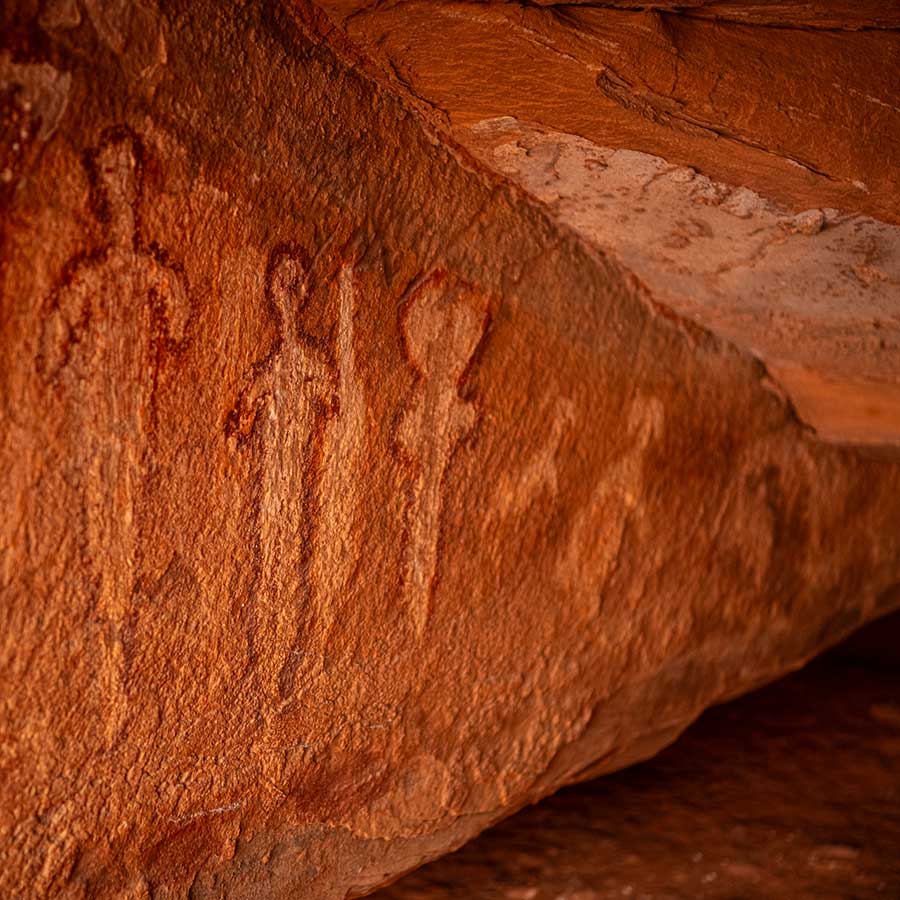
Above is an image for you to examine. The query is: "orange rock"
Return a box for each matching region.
[375,653,900,899]
[0,2,898,897]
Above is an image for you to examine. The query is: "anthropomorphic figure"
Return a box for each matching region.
[557,395,663,617]
[37,127,190,745]
[397,272,488,636]
[228,247,341,705]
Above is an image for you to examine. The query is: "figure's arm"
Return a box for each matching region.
[225,366,272,448]
[299,352,340,418]
[395,386,426,460]
[150,263,191,347]
[37,271,91,380]
[304,354,333,388]
[448,396,477,445]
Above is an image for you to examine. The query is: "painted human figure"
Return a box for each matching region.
[228,247,343,705]
[397,271,488,636]
[557,394,663,617]
[37,127,190,745]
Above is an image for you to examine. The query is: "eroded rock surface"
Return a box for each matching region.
[376,652,900,900]
[320,0,900,222]
[462,117,900,444]
[1,2,899,898]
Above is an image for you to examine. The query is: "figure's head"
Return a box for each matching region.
[265,244,310,337]
[403,271,488,381]
[88,127,141,243]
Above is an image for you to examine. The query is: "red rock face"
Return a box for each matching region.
[458,118,900,445]
[1,2,898,898]
[319,1,900,223]
[376,649,900,900]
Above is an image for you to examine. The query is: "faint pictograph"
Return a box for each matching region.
[37,125,190,743]
[557,394,663,617]
[306,266,366,664]
[396,271,489,636]
[228,251,364,704]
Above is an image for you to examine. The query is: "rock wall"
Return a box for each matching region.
[1,2,898,897]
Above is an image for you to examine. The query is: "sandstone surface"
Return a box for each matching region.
[377,647,900,900]
[1,2,899,898]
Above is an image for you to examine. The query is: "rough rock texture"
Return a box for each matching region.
[320,1,900,223]
[320,1,900,444]
[1,2,899,898]
[376,649,900,900]
[462,117,900,444]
